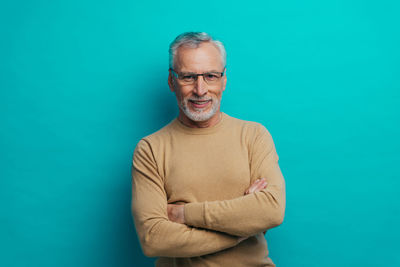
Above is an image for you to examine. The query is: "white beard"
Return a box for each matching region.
[179,96,220,122]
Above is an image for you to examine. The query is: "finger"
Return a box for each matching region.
[253,178,266,191]
[245,179,259,194]
[253,181,268,193]
[258,178,267,187]
[247,179,264,194]
[245,178,267,194]
[261,180,268,189]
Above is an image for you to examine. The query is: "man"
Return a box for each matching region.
[131,32,286,266]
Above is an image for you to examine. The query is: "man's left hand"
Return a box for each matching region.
[167,204,185,224]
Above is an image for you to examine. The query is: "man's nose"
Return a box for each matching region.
[193,75,208,96]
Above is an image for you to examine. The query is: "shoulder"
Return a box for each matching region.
[224,114,276,156]
[227,115,279,162]
[143,120,176,142]
[133,120,177,155]
[225,114,272,140]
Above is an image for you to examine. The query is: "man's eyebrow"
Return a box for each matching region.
[207,70,223,73]
[180,70,222,74]
[179,71,196,75]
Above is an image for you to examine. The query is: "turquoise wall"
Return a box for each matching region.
[1,0,399,266]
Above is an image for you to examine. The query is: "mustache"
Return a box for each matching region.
[188,96,212,101]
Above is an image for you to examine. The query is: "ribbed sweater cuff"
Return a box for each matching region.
[184,202,205,227]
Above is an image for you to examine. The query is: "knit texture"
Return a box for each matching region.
[131,113,285,266]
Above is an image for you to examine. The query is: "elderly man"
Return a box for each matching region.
[131,32,286,266]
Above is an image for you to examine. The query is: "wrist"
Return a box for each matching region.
[184,202,205,227]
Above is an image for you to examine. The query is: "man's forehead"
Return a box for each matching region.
[174,43,224,72]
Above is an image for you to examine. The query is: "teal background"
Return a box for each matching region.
[1,0,399,266]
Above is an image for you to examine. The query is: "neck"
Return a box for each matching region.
[178,111,222,128]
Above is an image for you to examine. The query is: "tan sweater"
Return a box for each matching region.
[131,113,286,266]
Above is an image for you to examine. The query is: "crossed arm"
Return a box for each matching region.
[131,126,285,257]
[168,126,285,237]
[168,178,270,232]
[131,141,245,258]
[168,162,285,237]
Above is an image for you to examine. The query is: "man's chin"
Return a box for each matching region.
[185,110,214,122]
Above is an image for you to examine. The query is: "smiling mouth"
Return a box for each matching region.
[189,99,211,109]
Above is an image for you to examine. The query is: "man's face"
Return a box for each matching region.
[168,42,227,124]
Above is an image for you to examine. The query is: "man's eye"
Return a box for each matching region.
[181,75,195,80]
[205,73,219,80]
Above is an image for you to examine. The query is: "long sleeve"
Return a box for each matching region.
[131,140,242,258]
[184,125,286,237]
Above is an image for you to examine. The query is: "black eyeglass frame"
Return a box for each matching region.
[169,68,226,84]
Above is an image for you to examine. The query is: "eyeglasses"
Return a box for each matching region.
[170,68,225,85]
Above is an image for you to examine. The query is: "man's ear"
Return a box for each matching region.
[222,68,227,92]
[168,71,175,92]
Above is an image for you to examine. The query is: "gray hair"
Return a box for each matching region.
[169,32,226,69]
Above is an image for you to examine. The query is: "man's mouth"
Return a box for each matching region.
[189,99,211,109]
